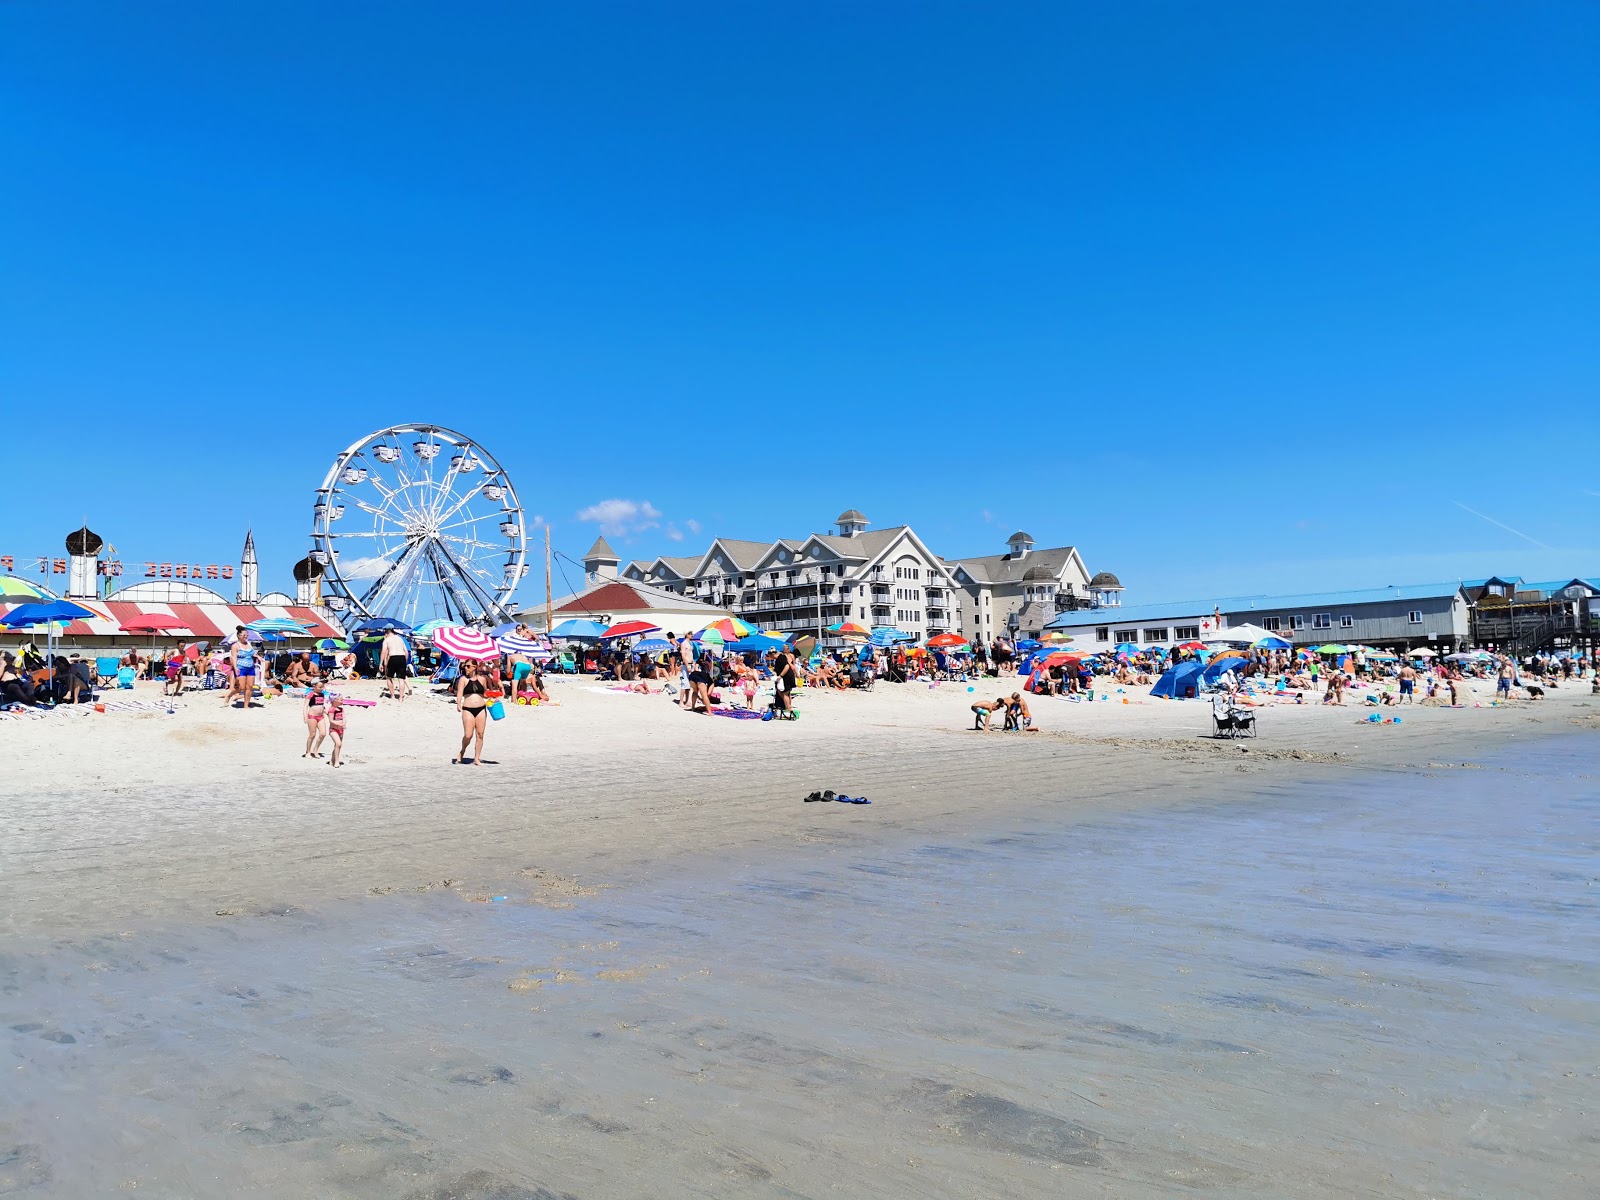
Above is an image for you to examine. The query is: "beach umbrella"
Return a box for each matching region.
[120,612,193,656]
[1254,635,1293,650]
[1408,647,1437,657]
[787,633,818,657]
[1112,642,1141,656]
[1035,650,1083,670]
[868,626,915,647]
[412,618,458,639]
[350,617,413,635]
[0,576,47,600]
[496,632,546,655]
[549,618,606,639]
[602,619,661,640]
[690,627,726,646]
[315,638,349,651]
[1176,640,1205,651]
[926,632,968,649]
[0,599,97,698]
[120,614,189,634]
[631,637,671,654]
[1038,630,1074,644]
[431,625,501,661]
[1315,643,1350,655]
[246,617,313,635]
[701,616,756,641]
[1016,639,1041,653]
[727,634,787,654]
[826,621,871,639]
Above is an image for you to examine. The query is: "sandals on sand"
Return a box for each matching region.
[803,790,870,805]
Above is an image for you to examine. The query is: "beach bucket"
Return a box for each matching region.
[93,703,105,713]
[487,699,505,720]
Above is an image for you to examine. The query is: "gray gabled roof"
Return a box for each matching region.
[952,546,1079,585]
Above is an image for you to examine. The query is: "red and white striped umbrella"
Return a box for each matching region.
[430,625,501,661]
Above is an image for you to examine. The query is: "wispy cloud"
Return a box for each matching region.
[665,524,685,542]
[577,498,662,537]
[685,518,701,534]
[1452,501,1552,550]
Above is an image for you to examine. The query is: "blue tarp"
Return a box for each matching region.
[1150,661,1204,699]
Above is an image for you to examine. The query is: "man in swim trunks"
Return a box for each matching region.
[380,627,409,702]
[1398,662,1416,703]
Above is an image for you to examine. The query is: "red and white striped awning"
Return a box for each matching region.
[0,600,343,641]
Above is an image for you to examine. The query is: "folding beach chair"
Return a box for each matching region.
[95,657,120,687]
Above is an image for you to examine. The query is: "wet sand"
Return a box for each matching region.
[3,683,1599,1195]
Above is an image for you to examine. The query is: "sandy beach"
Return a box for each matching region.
[5,672,1597,939]
[4,676,1599,1197]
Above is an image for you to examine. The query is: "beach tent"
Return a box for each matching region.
[1150,660,1204,699]
[1200,657,1243,685]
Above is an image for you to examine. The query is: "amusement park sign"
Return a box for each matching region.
[1,556,232,580]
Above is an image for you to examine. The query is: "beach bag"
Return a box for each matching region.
[116,667,136,689]
[487,699,505,720]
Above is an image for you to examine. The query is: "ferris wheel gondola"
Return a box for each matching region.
[311,424,527,628]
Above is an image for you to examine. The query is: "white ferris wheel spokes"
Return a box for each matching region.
[310,424,527,627]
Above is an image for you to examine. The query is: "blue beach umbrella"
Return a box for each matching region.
[549,618,606,639]
[727,634,788,654]
[632,637,671,654]
[351,617,413,635]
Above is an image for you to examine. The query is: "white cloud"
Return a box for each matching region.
[577,498,663,537]
[336,555,390,580]
[665,525,685,542]
[685,518,701,534]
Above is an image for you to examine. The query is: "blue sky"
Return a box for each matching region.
[3,2,1595,603]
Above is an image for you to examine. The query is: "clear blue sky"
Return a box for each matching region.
[3,2,1595,602]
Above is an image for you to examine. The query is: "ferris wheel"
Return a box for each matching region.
[310,424,528,627]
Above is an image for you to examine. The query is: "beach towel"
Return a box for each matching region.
[710,708,765,719]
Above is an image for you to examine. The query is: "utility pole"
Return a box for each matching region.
[544,526,553,634]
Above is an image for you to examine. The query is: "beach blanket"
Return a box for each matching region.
[710,708,765,720]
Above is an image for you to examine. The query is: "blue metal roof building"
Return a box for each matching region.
[1047,582,1471,650]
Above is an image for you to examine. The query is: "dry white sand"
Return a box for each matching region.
[5,670,1595,939]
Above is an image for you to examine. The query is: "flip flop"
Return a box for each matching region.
[836,795,872,805]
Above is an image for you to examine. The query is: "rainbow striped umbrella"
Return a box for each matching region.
[701,616,756,641]
[0,576,47,600]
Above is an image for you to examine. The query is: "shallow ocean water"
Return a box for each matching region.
[3,735,1597,1197]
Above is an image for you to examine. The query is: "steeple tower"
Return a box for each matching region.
[238,530,260,603]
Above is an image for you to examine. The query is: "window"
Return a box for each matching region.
[1408,610,1423,624]
[1339,615,1353,629]
[1313,613,1331,629]
[1143,628,1169,643]
[1262,616,1281,631]
[1174,625,1199,641]
[1095,626,1109,642]
[1290,615,1305,630]
[1115,629,1138,643]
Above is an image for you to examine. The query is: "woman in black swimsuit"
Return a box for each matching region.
[454,659,491,765]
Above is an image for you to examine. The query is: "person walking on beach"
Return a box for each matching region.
[228,627,257,710]
[1497,656,1515,699]
[454,659,491,765]
[380,627,409,703]
[325,694,347,767]
[303,680,329,757]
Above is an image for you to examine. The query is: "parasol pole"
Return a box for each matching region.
[544,526,552,634]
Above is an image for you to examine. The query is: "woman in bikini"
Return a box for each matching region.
[454,659,491,765]
[303,681,329,758]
